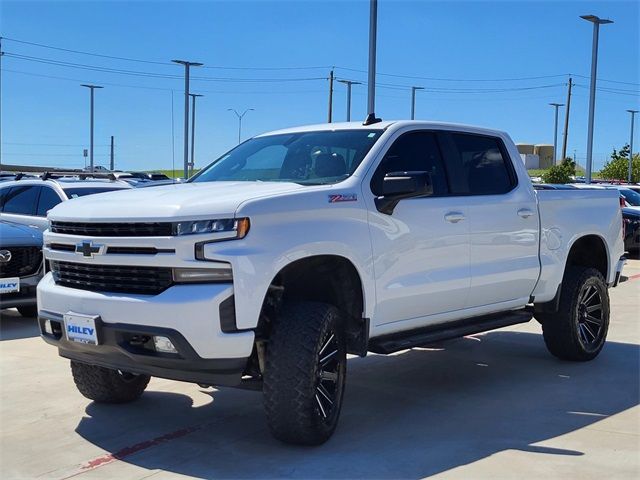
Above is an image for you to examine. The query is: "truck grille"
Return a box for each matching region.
[51,261,173,295]
[50,221,173,237]
[0,246,42,277]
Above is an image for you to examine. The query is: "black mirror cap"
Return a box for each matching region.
[375,171,433,215]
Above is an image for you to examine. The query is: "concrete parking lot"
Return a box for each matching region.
[1,261,639,480]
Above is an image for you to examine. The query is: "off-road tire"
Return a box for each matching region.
[17,305,38,317]
[541,267,609,361]
[263,301,347,445]
[70,361,150,403]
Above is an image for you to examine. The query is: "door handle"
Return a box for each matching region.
[444,212,465,223]
[517,208,535,219]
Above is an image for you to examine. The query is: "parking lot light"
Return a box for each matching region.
[580,14,613,184]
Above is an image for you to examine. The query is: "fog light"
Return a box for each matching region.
[153,336,178,354]
[44,319,53,335]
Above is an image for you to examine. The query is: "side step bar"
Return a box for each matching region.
[368,309,533,354]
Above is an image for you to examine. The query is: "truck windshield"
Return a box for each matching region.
[192,130,382,185]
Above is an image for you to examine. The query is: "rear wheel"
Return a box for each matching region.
[541,267,609,361]
[17,305,38,318]
[70,361,150,403]
[263,301,347,445]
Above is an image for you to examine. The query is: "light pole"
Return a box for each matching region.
[627,109,638,183]
[549,103,564,164]
[228,108,254,144]
[81,84,103,172]
[364,0,380,125]
[189,93,203,174]
[172,60,203,179]
[411,86,424,120]
[337,80,362,121]
[581,14,613,184]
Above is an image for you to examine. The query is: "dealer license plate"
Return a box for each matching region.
[0,277,20,294]
[64,312,99,345]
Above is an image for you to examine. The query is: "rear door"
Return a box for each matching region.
[438,132,539,307]
[366,130,471,330]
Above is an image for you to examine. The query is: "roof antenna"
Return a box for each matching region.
[363,0,381,125]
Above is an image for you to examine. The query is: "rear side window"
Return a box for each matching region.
[37,187,63,216]
[371,131,449,196]
[442,133,515,195]
[2,186,40,215]
[0,187,8,210]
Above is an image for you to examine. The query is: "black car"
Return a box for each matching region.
[622,207,640,258]
[0,221,43,317]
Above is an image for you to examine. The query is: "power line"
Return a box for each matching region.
[3,69,327,94]
[2,141,110,146]
[5,36,638,86]
[3,53,328,83]
[2,36,332,71]
[336,66,572,83]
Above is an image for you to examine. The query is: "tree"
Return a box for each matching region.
[542,157,576,184]
[600,144,640,182]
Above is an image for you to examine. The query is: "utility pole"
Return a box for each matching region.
[81,84,103,172]
[228,108,254,144]
[328,70,334,123]
[561,77,573,161]
[364,0,380,125]
[549,103,564,164]
[109,136,114,171]
[581,14,613,184]
[410,86,424,120]
[172,60,203,179]
[337,80,361,121]
[628,109,638,183]
[189,93,203,174]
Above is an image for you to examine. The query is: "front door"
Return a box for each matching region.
[366,130,471,330]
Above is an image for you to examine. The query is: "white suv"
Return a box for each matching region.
[0,175,131,231]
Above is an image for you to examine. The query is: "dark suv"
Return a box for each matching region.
[0,221,43,317]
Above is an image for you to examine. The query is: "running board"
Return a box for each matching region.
[368,309,533,354]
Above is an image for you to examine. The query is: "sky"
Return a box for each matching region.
[0,0,638,173]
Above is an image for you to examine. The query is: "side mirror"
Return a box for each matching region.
[375,171,433,215]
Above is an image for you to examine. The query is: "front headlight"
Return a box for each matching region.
[173,217,250,238]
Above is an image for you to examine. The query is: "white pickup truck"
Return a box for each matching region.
[38,121,625,445]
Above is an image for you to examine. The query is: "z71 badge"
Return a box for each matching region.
[328,194,357,203]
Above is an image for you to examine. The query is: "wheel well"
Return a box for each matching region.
[258,255,367,356]
[566,235,608,279]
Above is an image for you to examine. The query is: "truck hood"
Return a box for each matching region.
[48,181,306,222]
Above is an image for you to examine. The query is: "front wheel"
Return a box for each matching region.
[541,267,610,361]
[70,361,150,403]
[263,302,347,445]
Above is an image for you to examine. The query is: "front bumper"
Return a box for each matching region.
[0,273,41,309]
[37,273,255,385]
[39,311,248,386]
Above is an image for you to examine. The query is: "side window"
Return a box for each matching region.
[0,187,8,211]
[371,131,449,196]
[445,133,515,195]
[37,187,63,216]
[2,186,40,215]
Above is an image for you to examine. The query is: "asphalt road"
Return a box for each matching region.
[1,261,639,480]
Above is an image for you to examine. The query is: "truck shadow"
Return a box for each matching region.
[0,309,40,341]
[75,331,639,479]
